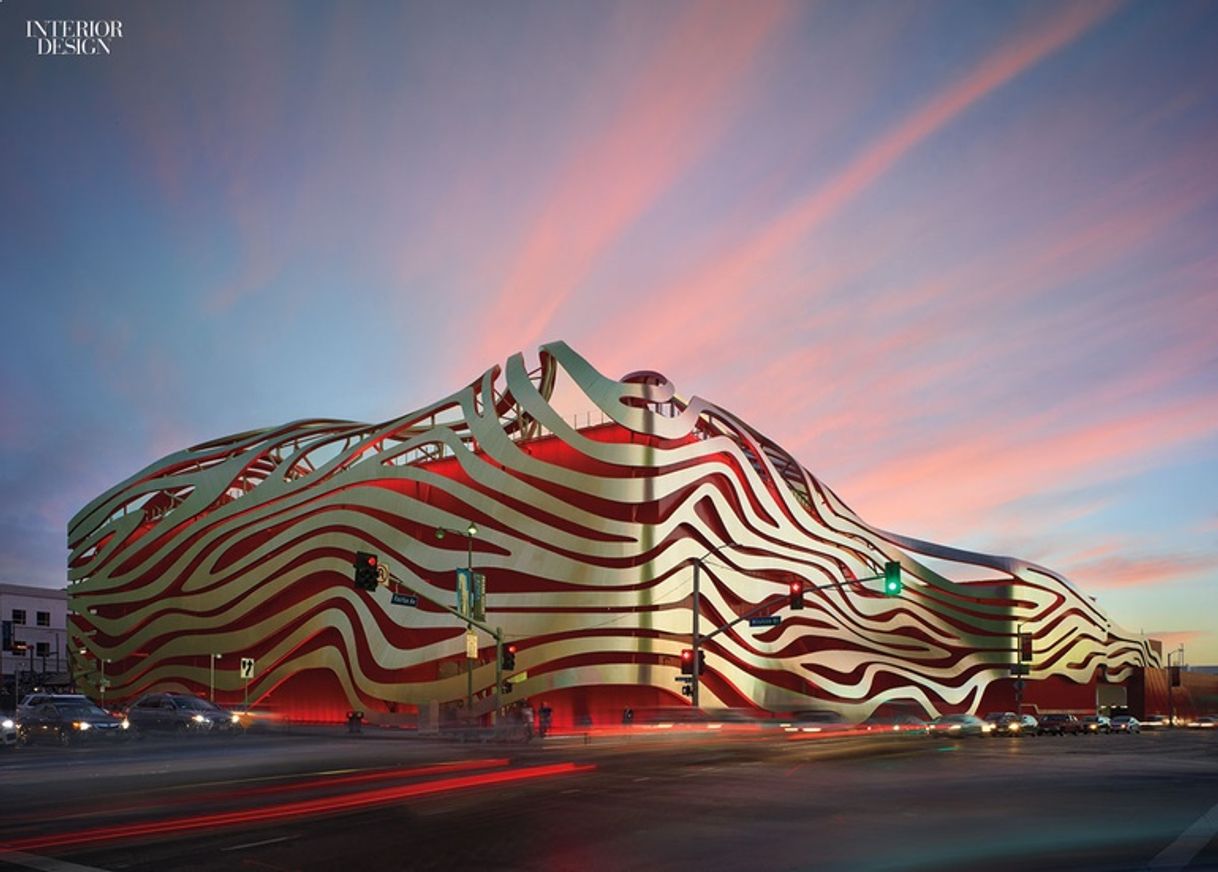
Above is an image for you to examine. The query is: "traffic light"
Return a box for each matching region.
[883,561,902,596]
[680,648,694,675]
[502,644,517,671]
[353,551,379,591]
[789,580,804,610]
[1019,632,1034,662]
[501,680,514,695]
[698,650,707,672]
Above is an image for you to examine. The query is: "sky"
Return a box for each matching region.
[1,1,1215,660]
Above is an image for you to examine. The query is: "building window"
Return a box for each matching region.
[36,611,51,627]
[36,641,50,657]
[11,609,25,625]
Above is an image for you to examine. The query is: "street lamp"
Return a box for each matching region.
[689,542,739,709]
[436,522,481,718]
[209,653,222,702]
[1167,645,1185,727]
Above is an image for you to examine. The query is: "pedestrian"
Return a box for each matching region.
[623,706,634,726]
[539,701,553,737]
[521,700,535,739]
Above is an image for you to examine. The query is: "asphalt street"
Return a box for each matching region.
[1,727,1216,871]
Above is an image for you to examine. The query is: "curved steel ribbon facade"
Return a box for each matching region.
[67,342,1159,721]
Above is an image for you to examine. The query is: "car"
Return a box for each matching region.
[928,714,993,738]
[1141,714,1168,730]
[1081,715,1112,734]
[1038,713,1084,735]
[1187,716,1216,729]
[126,692,242,734]
[17,700,130,746]
[2,714,17,749]
[16,692,91,722]
[860,714,930,737]
[986,712,1038,737]
[1110,716,1141,733]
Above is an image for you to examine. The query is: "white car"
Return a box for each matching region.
[1110,716,1141,734]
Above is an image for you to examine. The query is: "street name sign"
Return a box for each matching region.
[749,616,781,627]
[391,593,418,606]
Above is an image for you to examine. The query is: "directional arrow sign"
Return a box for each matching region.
[391,593,418,607]
[749,616,781,627]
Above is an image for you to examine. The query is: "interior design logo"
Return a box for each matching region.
[26,19,123,55]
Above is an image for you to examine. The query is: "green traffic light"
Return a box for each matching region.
[883,561,902,596]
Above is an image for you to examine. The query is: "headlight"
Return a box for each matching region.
[192,713,208,724]
[74,721,92,731]
[121,719,130,729]
[1,718,13,730]
[230,714,240,724]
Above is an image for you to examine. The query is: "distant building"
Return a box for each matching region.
[1,583,70,708]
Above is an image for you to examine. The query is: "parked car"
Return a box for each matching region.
[1141,714,1168,730]
[126,692,241,734]
[928,714,993,737]
[18,700,130,746]
[1081,715,1112,734]
[1111,716,1141,734]
[1187,716,1216,730]
[2,714,17,749]
[1038,713,1084,735]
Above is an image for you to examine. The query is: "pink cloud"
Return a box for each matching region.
[838,391,1218,536]
[588,1,1119,374]
[472,0,795,359]
[1065,554,1218,590]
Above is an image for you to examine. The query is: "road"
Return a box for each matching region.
[2,727,1217,871]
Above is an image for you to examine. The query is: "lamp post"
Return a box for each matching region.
[1167,645,1184,728]
[100,657,111,709]
[209,653,221,702]
[436,522,480,719]
[690,542,739,710]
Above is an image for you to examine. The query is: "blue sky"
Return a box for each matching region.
[1,0,1215,659]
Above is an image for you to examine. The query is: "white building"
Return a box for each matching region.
[1,584,70,692]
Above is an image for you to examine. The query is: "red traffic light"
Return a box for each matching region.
[366,555,377,567]
[680,649,693,662]
[507,644,518,655]
[789,581,801,593]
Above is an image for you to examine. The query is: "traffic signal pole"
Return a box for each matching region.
[382,567,506,722]
[691,561,906,706]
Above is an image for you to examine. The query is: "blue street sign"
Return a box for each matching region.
[391,593,419,607]
[749,616,781,627]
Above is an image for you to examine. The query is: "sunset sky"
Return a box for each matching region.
[2,1,1215,659]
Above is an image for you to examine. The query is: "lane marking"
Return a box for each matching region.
[1147,800,1218,870]
[0,850,111,872]
[221,835,296,852]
